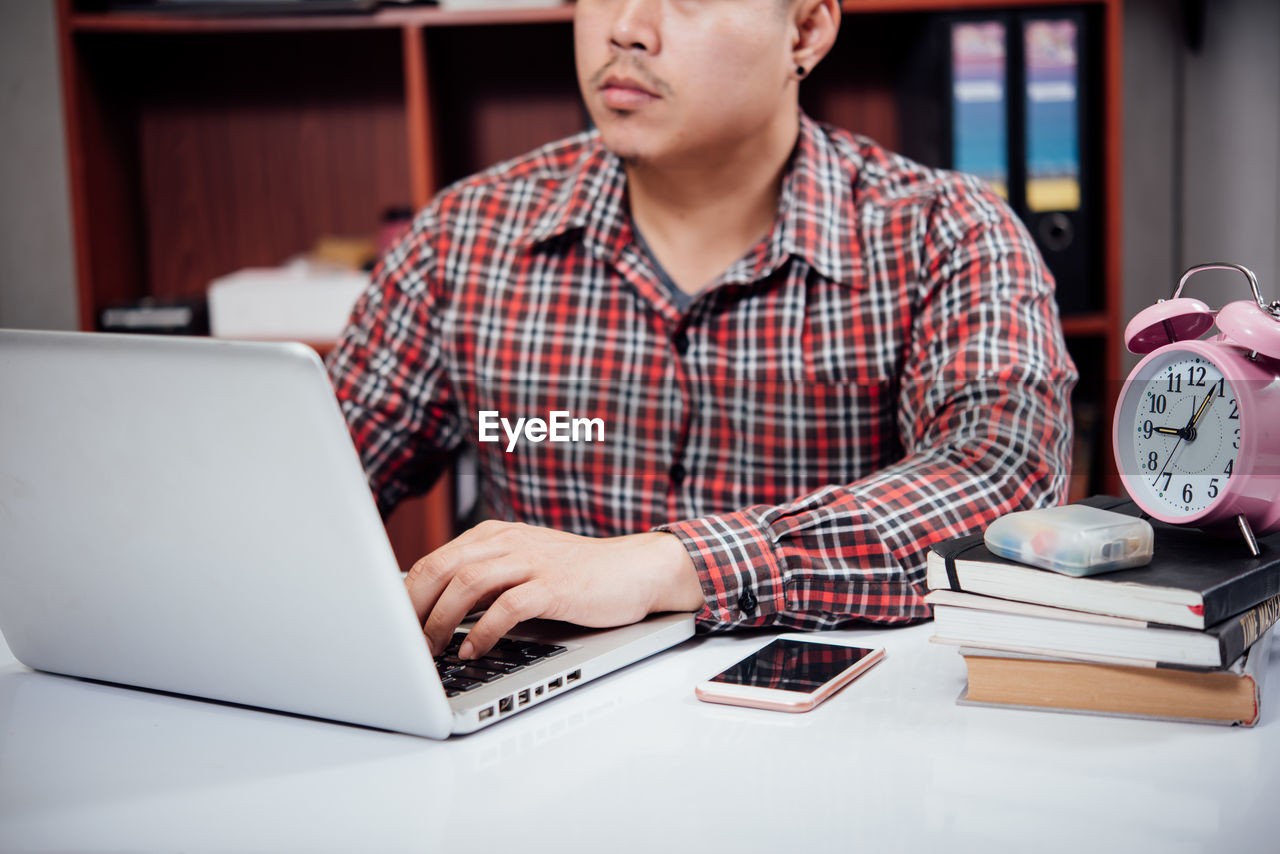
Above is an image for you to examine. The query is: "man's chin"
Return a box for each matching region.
[596,137,639,161]
[593,120,662,165]
[600,144,648,166]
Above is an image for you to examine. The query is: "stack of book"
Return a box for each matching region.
[925,498,1280,726]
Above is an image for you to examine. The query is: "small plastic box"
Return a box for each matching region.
[983,505,1154,576]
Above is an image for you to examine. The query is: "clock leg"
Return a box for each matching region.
[1237,514,1261,557]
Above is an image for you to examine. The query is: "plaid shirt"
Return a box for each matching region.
[327,112,1077,632]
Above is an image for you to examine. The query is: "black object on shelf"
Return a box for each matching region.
[99,298,210,336]
[943,9,1099,316]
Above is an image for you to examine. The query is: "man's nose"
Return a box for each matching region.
[608,0,661,53]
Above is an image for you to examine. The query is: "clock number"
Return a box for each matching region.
[1214,378,1226,398]
[1225,458,1234,476]
[1229,400,1239,420]
[1150,394,1168,415]
[1159,472,1172,491]
[1167,373,1182,393]
[1208,477,1220,499]
[1182,483,1193,504]
[1146,451,1159,471]
[1142,419,1154,439]
[1187,366,1206,387]
[1234,427,1240,449]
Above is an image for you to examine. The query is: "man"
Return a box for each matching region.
[327,0,1077,660]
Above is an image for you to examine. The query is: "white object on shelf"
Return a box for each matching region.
[207,261,369,342]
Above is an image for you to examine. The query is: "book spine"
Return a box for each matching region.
[1204,566,1280,627]
[1217,594,1280,664]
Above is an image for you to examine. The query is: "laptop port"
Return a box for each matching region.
[498,695,514,714]
[479,706,495,721]
[518,689,531,706]
[567,669,581,683]
[548,676,563,691]
[535,686,544,696]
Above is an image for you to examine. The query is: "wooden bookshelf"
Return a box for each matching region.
[55,0,1125,564]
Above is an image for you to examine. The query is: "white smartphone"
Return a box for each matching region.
[694,637,885,713]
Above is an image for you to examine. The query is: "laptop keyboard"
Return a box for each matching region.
[434,632,567,697]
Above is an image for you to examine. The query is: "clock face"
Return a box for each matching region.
[1118,350,1241,519]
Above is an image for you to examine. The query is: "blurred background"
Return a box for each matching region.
[1,0,1277,537]
[2,0,1276,338]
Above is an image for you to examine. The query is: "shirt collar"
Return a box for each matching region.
[524,137,629,258]
[776,112,863,287]
[525,112,863,288]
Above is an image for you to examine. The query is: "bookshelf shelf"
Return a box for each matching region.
[55,0,1124,561]
[1059,313,1110,337]
[67,4,578,33]
[67,0,1109,35]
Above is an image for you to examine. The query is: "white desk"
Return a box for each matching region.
[2,622,1278,853]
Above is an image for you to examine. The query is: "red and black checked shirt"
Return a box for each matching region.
[327,112,1077,632]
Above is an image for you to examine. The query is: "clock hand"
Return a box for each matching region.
[1152,431,1184,488]
[1189,389,1215,427]
[1164,394,1210,442]
[1174,394,1200,442]
[1148,391,1210,487]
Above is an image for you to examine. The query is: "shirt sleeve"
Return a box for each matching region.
[325,212,464,517]
[657,188,1078,632]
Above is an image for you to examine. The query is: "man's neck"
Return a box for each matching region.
[624,111,800,297]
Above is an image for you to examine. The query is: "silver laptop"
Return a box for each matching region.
[0,329,694,738]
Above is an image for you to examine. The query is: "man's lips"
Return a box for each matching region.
[600,76,660,110]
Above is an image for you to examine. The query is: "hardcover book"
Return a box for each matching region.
[956,626,1273,726]
[926,497,1280,629]
[927,589,1280,669]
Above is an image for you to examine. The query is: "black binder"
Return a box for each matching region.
[945,10,1099,316]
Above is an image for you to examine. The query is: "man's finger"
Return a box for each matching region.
[423,558,530,656]
[403,521,525,623]
[459,582,554,659]
[404,535,509,624]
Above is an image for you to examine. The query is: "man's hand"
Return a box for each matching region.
[405,521,704,659]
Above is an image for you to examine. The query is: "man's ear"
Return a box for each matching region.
[790,0,841,77]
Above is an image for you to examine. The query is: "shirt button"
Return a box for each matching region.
[672,330,689,355]
[669,462,686,484]
[738,590,758,615]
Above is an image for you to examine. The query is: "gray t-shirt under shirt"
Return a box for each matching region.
[631,225,693,312]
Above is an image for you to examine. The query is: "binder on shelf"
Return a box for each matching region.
[1023,18,1082,214]
[1018,12,1094,316]
[946,11,1097,316]
[950,20,1009,200]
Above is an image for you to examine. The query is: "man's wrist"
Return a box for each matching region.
[645,532,705,614]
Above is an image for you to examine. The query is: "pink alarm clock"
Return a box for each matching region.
[1113,263,1280,554]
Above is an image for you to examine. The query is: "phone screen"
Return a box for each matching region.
[707,639,877,694]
